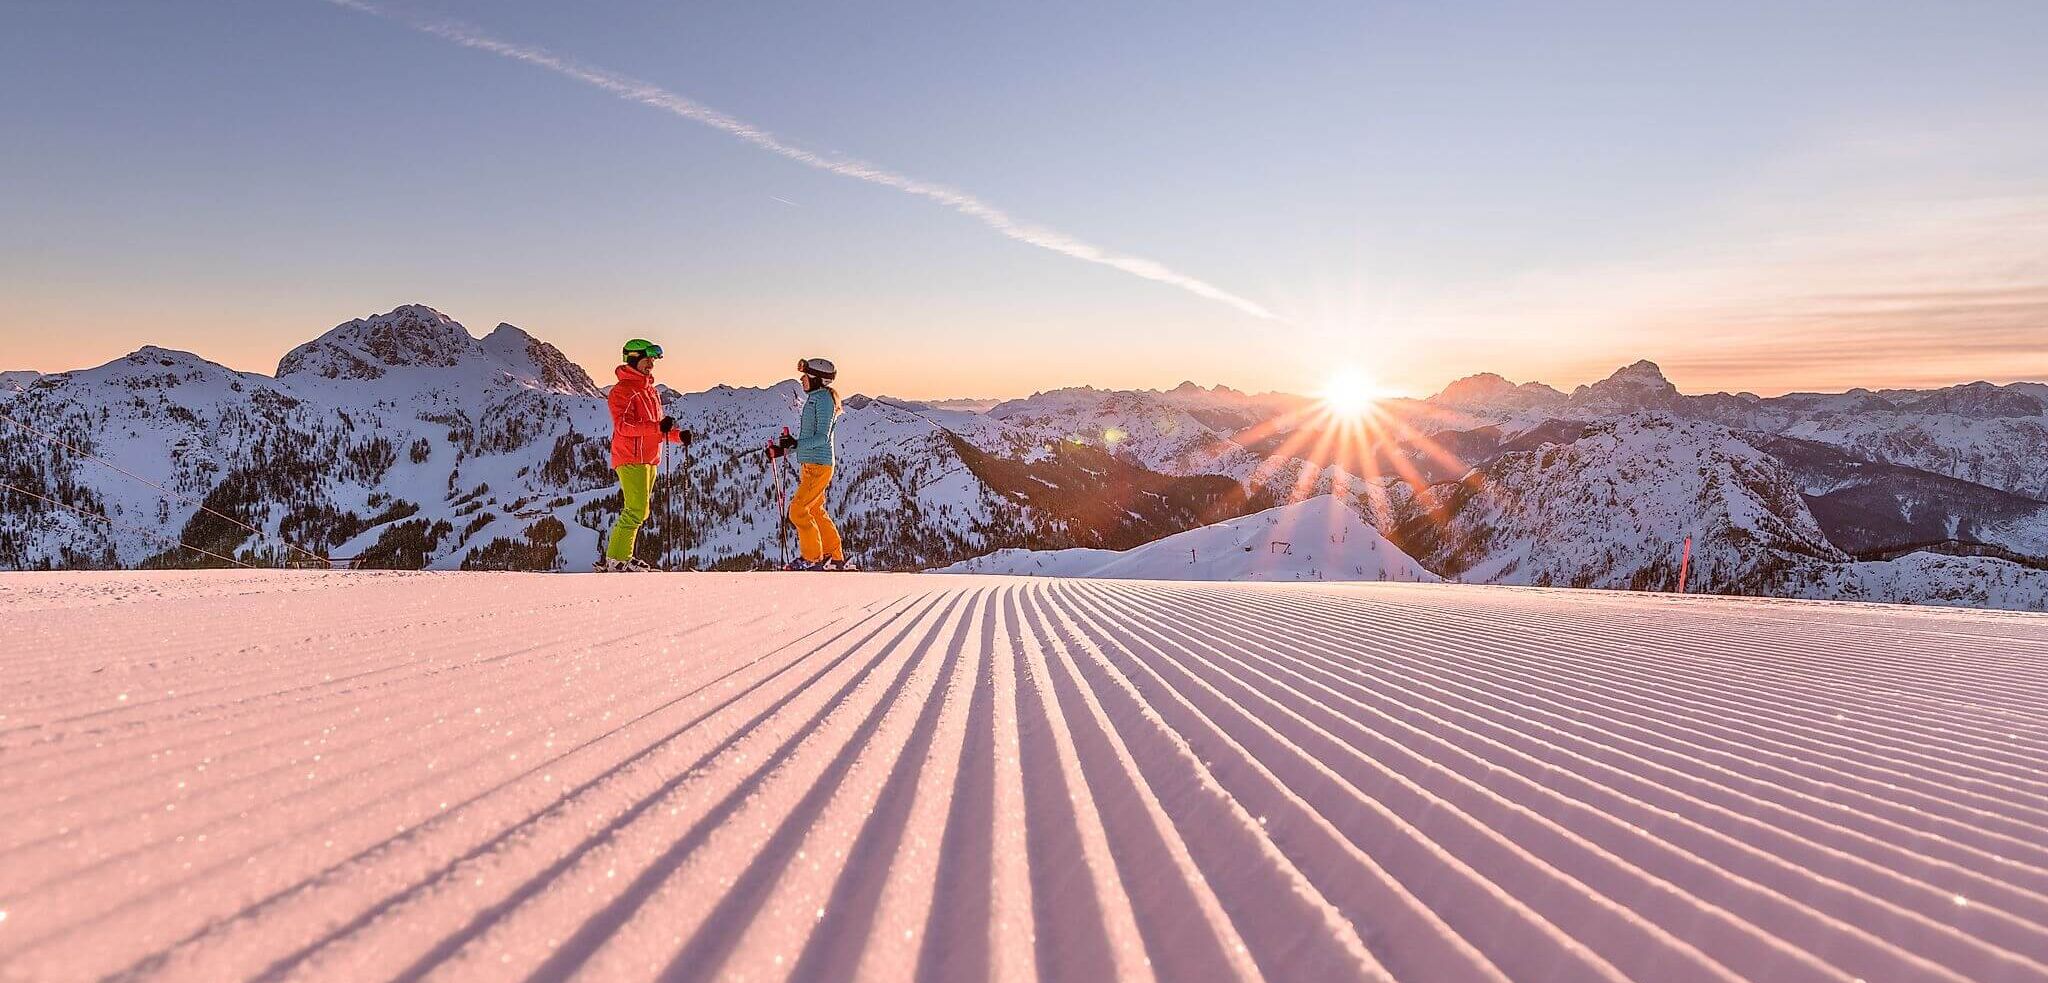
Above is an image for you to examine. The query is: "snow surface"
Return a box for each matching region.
[4,571,2046,982]
[938,494,1439,583]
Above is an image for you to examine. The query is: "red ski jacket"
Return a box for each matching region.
[608,364,681,468]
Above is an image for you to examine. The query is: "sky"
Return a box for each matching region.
[3,0,2045,400]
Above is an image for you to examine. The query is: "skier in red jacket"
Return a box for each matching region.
[599,339,691,572]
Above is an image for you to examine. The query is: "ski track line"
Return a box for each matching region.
[1324,582,2048,716]
[477,592,973,983]
[0,580,841,794]
[1171,587,2048,933]
[3,572,2046,983]
[3,616,695,927]
[1249,586,2048,861]
[7,588,839,830]
[0,585,847,884]
[1039,585,1513,982]
[1013,584,1269,983]
[1450,589,2048,749]
[644,590,987,982]
[0,605,711,861]
[11,600,886,969]
[1309,589,2048,795]
[1302,603,2048,893]
[1222,586,2048,924]
[0,591,630,788]
[1029,584,1390,982]
[784,589,986,983]
[1437,602,2048,762]
[1001,587,1155,982]
[1053,583,1655,983]
[0,579,593,734]
[269,592,948,983]
[0,581,917,978]
[1089,582,2001,981]
[1469,606,2048,798]
[102,598,910,983]
[1065,584,1792,979]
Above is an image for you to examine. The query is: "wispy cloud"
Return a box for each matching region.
[322,0,1278,321]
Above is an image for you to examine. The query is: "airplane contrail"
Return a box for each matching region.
[322,0,1279,321]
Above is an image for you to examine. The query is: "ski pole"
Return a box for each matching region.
[688,442,696,573]
[774,454,787,569]
[661,448,672,571]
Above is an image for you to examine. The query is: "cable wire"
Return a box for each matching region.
[0,479,255,569]
[0,408,328,564]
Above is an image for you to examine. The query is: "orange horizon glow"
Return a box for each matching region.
[5,302,2047,403]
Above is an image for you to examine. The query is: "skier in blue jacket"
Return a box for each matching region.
[784,357,849,570]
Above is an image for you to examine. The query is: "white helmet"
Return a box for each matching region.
[798,357,837,382]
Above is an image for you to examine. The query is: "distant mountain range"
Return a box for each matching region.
[4,304,2044,610]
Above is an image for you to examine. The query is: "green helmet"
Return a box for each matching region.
[622,339,664,361]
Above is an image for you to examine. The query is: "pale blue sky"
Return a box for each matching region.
[5,0,2045,397]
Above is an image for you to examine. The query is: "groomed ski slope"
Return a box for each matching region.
[2,572,2046,983]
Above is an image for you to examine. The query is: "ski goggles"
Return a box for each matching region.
[627,343,664,359]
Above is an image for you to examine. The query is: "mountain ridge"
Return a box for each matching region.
[4,303,2044,609]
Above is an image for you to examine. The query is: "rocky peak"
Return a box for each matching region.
[277,305,479,380]
[1430,372,1567,412]
[482,323,601,398]
[1610,359,1671,385]
[1569,360,1679,411]
[1433,372,1514,403]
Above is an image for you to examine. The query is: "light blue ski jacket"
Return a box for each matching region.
[795,385,837,466]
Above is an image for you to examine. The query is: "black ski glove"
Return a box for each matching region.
[659,416,676,434]
[776,433,798,451]
[675,428,693,448]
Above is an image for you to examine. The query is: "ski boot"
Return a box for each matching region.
[782,559,826,572]
[595,557,657,573]
[821,558,860,572]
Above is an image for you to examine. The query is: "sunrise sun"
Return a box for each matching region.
[1318,368,1384,417]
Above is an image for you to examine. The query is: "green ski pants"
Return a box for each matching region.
[606,463,655,562]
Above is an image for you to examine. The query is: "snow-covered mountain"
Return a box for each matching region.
[5,305,2044,609]
[1417,361,2048,498]
[1428,372,1566,413]
[937,493,1439,583]
[987,383,1293,475]
[983,382,1390,503]
[1746,433,2048,561]
[1383,415,2048,609]
[1389,416,1843,590]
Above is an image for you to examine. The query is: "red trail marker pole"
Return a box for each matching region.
[1677,536,1692,593]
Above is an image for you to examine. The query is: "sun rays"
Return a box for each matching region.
[1230,383,1476,527]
